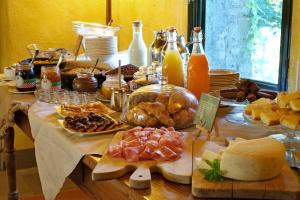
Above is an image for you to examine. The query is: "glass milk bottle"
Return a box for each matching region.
[128,21,147,67]
[162,28,184,87]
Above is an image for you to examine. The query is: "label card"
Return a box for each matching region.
[193,93,221,132]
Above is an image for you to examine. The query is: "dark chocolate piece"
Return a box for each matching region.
[236,91,246,102]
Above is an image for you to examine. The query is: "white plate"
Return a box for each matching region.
[55,104,115,118]
[57,119,128,137]
[8,88,34,94]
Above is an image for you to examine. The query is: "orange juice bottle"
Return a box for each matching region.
[162,28,184,87]
[187,27,210,99]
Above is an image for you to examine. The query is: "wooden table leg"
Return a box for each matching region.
[4,127,19,200]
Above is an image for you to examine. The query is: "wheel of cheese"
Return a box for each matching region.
[220,137,285,181]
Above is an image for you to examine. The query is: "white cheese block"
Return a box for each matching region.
[220,137,285,181]
[196,150,221,169]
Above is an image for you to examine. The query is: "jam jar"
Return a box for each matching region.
[41,66,61,91]
[16,65,36,92]
[72,72,98,93]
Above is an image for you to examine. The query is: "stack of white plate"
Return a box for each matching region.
[83,36,118,61]
[209,69,240,91]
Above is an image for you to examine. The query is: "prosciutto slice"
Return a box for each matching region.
[108,127,184,162]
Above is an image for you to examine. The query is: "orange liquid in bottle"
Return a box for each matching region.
[187,54,210,99]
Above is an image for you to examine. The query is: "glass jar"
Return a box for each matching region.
[149,30,166,65]
[101,74,127,99]
[41,66,61,91]
[72,72,98,93]
[16,65,36,92]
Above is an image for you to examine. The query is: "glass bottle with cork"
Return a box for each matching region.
[162,27,184,87]
[128,21,147,67]
[187,27,210,99]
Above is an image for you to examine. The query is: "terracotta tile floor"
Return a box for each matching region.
[0,167,91,200]
[19,189,91,200]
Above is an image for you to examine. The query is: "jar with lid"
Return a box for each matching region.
[16,65,36,92]
[149,30,166,65]
[101,74,127,99]
[41,66,61,91]
[72,72,98,93]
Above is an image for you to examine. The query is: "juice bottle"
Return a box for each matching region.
[162,28,184,87]
[187,27,210,99]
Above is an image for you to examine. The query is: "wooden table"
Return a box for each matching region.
[2,93,300,200]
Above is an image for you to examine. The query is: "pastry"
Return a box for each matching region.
[126,107,158,127]
[63,113,122,133]
[251,105,273,120]
[275,108,290,118]
[172,108,196,128]
[138,102,174,127]
[260,111,280,126]
[280,115,299,129]
[277,91,300,108]
[156,93,170,108]
[167,92,186,114]
[128,91,159,109]
[289,99,300,111]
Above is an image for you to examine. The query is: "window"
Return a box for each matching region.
[188,0,292,91]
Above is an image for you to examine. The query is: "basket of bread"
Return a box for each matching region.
[121,84,199,129]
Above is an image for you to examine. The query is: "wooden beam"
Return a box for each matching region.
[106,0,112,25]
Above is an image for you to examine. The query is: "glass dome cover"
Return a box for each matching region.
[122,83,199,129]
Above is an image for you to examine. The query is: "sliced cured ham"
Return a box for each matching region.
[139,146,153,160]
[124,138,140,147]
[108,127,184,162]
[145,140,159,150]
[151,149,164,160]
[123,145,144,162]
[149,132,161,141]
[108,145,123,158]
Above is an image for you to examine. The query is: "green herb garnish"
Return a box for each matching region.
[199,159,224,182]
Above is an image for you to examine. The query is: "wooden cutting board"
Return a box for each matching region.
[92,131,193,189]
[192,140,300,199]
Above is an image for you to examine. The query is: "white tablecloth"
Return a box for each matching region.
[28,101,114,200]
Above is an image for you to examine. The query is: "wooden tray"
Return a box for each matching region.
[92,131,193,189]
[192,140,300,199]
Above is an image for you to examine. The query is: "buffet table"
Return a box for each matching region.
[1,84,299,200]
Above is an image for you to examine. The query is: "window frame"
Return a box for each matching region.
[188,0,293,91]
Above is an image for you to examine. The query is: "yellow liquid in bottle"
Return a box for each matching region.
[162,50,184,87]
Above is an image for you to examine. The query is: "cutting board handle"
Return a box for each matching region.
[129,166,151,189]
